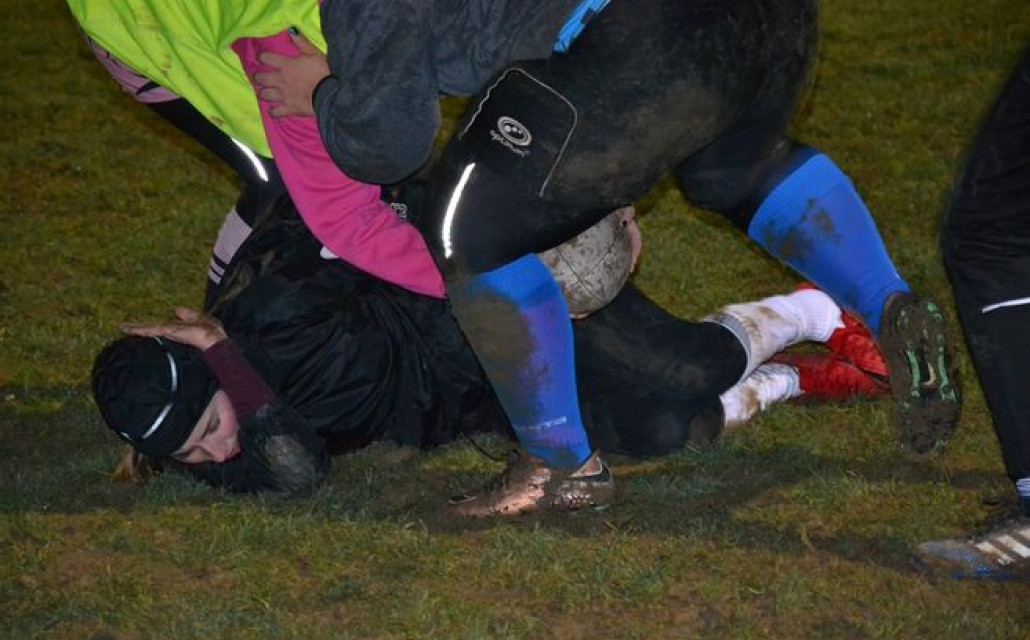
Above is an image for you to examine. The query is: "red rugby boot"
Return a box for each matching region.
[771,353,890,402]
[795,282,888,379]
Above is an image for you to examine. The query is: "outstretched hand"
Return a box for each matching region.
[121,308,228,351]
[253,31,329,118]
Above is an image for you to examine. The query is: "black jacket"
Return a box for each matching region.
[174,199,502,493]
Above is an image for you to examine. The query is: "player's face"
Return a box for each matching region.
[172,390,241,464]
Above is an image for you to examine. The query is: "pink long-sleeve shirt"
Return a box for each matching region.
[231,33,445,298]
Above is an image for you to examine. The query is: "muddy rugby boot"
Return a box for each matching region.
[770,353,889,402]
[826,310,889,379]
[877,293,960,454]
[916,517,1030,581]
[796,282,888,378]
[446,450,614,517]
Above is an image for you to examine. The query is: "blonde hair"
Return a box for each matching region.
[111,446,164,484]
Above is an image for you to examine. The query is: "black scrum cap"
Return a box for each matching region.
[92,336,218,459]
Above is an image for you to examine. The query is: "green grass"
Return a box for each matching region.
[4,0,1030,637]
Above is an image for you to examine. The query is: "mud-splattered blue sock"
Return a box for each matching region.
[747,151,909,333]
[453,254,591,469]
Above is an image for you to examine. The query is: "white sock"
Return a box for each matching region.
[208,206,253,285]
[704,289,843,380]
[719,363,802,426]
[1016,477,1030,502]
[780,289,844,343]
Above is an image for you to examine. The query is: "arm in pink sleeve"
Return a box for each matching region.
[232,35,445,299]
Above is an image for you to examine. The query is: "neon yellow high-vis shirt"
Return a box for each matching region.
[67,0,325,156]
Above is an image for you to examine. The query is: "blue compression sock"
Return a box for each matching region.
[747,151,909,333]
[457,254,591,469]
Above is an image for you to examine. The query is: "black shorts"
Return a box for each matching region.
[426,0,819,271]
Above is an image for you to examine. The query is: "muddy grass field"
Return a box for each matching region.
[4,0,1030,638]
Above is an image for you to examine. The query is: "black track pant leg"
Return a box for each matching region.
[942,49,1030,482]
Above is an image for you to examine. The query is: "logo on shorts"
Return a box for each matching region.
[496,116,532,147]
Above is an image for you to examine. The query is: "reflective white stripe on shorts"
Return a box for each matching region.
[441,163,476,259]
[982,296,1030,313]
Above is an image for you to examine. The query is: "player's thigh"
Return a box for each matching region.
[526,0,817,208]
[672,19,818,218]
[451,0,781,211]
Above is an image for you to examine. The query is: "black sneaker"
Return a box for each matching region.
[916,517,1030,581]
[445,450,614,517]
[877,293,960,453]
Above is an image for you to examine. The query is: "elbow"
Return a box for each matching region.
[351,160,427,186]
[327,138,433,186]
[319,112,436,185]
[260,433,331,496]
[314,78,437,184]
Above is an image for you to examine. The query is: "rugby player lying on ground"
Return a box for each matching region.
[93,196,889,502]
